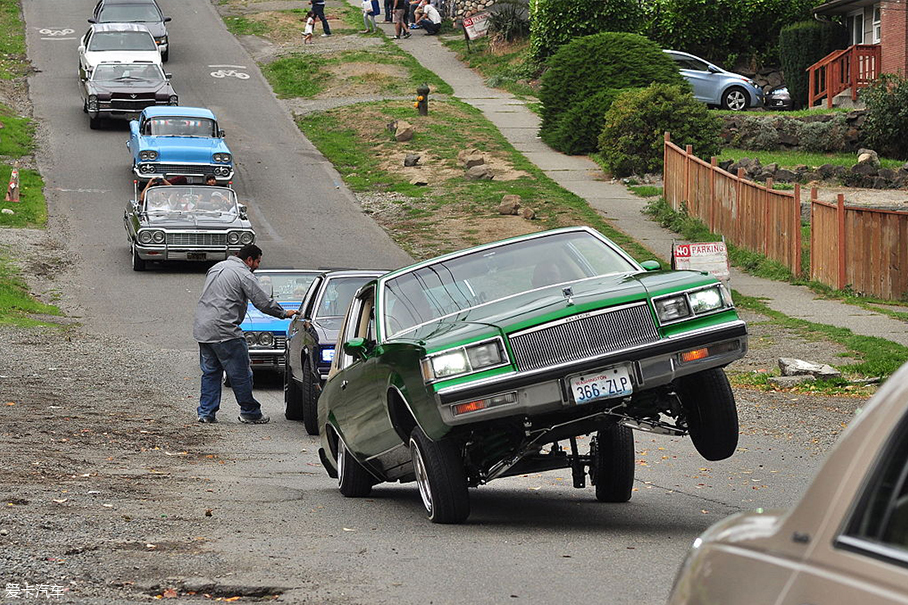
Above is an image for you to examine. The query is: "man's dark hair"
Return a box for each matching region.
[204,173,216,182]
[237,244,262,261]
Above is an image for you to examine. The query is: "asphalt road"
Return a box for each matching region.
[22,3,829,604]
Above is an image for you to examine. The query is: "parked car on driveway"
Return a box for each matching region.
[284,270,388,434]
[90,0,172,61]
[80,61,177,129]
[664,50,764,111]
[78,23,161,81]
[240,269,323,373]
[668,361,908,605]
[315,226,748,523]
[766,86,793,111]
[127,106,234,184]
[123,183,253,271]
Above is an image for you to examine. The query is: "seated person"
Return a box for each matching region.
[207,190,234,213]
[531,261,565,288]
[415,0,441,34]
[144,189,171,212]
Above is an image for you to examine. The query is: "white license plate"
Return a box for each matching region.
[187,252,207,261]
[569,366,633,404]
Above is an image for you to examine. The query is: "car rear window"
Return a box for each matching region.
[98,5,162,23]
[88,31,157,52]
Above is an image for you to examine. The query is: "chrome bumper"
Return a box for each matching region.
[134,244,243,262]
[250,350,284,370]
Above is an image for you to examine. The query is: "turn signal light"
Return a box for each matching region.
[454,400,486,415]
[681,348,709,363]
[452,392,517,416]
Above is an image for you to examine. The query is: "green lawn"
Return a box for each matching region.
[719,147,903,170]
[0,166,47,228]
[0,104,35,158]
[0,1,27,80]
[0,253,60,326]
[440,35,540,100]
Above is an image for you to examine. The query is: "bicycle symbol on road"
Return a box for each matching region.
[209,65,250,80]
[39,28,75,37]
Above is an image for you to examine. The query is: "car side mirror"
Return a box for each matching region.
[641,260,661,271]
[87,18,96,24]
[164,16,172,22]
[343,338,371,360]
[164,72,172,80]
[218,129,226,138]
[707,65,719,73]
[238,204,248,219]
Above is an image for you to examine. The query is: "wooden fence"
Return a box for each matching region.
[664,133,908,300]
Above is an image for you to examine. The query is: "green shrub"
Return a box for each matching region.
[861,74,908,160]
[539,32,684,155]
[488,0,529,42]
[778,20,847,109]
[598,84,721,177]
[642,0,822,66]
[529,0,643,61]
[799,117,847,152]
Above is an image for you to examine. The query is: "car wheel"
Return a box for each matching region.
[589,423,635,503]
[82,100,88,114]
[409,426,470,524]
[131,243,146,271]
[337,438,373,498]
[162,49,169,62]
[721,87,748,111]
[283,353,304,421]
[677,368,739,461]
[301,358,320,436]
[89,115,102,130]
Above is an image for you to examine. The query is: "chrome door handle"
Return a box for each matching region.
[341,380,348,390]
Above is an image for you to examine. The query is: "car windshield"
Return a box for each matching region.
[671,54,711,71]
[92,62,163,83]
[256,273,319,303]
[315,277,375,320]
[98,5,162,23]
[88,31,157,52]
[145,117,216,137]
[144,186,237,214]
[383,231,639,335]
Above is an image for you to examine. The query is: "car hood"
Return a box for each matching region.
[397,270,716,351]
[143,213,249,228]
[241,303,302,332]
[90,81,171,97]
[139,136,229,163]
[84,50,161,68]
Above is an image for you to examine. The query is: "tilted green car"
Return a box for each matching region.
[317,227,748,524]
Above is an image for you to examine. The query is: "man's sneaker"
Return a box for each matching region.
[238,414,271,424]
[198,416,218,423]
[403,32,411,38]
[321,33,331,37]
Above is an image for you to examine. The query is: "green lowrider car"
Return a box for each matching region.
[317,227,747,524]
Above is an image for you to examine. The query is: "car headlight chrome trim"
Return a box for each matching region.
[168,95,178,105]
[213,153,232,163]
[239,231,254,245]
[139,150,158,161]
[420,337,509,383]
[653,284,732,326]
[227,231,241,245]
[136,229,163,245]
[244,331,276,349]
[87,94,99,111]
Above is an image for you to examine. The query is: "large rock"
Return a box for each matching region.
[850,162,878,176]
[458,148,486,168]
[466,165,494,180]
[774,168,798,183]
[403,153,421,167]
[856,148,880,167]
[409,174,428,186]
[394,120,414,142]
[778,358,841,379]
[498,194,521,215]
[520,207,536,220]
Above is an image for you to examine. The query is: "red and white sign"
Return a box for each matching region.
[672,241,730,284]
[463,12,490,40]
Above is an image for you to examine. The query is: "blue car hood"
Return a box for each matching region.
[141,136,229,163]
[240,302,303,333]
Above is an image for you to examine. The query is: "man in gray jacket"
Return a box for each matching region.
[193,244,298,424]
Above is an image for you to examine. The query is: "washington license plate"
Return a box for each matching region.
[187,252,207,261]
[569,366,633,404]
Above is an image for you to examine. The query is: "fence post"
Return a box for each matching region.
[736,168,744,244]
[684,144,692,206]
[663,132,671,208]
[837,193,846,290]
[709,156,717,232]
[763,179,773,255]
[793,183,801,277]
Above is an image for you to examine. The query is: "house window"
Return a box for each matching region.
[873,5,881,44]
[849,9,864,45]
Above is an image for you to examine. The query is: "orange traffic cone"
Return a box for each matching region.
[5,161,20,203]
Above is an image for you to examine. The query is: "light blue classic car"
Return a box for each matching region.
[240,269,322,372]
[127,106,234,183]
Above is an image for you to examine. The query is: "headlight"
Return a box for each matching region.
[244,332,257,346]
[654,295,691,323]
[140,164,156,174]
[87,94,99,111]
[421,339,507,382]
[137,230,154,244]
[258,332,274,348]
[168,95,178,105]
[320,346,335,363]
[213,153,232,163]
[214,166,229,176]
[689,287,723,314]
[227,232,240,245]
[139,150,158,161]
[239,232,254,244]
[151,231,165,244]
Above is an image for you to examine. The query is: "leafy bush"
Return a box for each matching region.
[861,74,908,160]
[778,20,847,109]
[598,84,721,177]
[529,0,643,61]
[488,0,529,42]
[539,32,684,154]
[642,0,822,66]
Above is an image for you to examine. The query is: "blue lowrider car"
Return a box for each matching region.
[240,270,322,372]
[127,106,234,183]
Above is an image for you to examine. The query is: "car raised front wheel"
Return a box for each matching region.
[677,368,739,461]
[721,87,748,111]
[409,426,470,524]
[89,115,101,130]
[589,423,635,503]
[301,358,320,436]
[131,243,146,271]
[337,438,373,497]
[283,353,304,421]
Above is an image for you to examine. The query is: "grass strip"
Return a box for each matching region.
[0,166,47,228]
[0,104,35,158]
[440,36,540,100]
[0,1,27,80]
[0,252,60,326]
[719,147,903,170]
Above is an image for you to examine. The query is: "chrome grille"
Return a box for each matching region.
[111,98,157,110]
[508,303,660,372]
[166,232,226,246]
[153,164,214,175]
[274,335,287,350]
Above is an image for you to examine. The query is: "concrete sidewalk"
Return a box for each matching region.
[372,17,908,347]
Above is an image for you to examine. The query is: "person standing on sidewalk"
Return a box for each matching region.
[309,0,331,36]
[193,244,298,424]
[383,0,394,22]
[392,0,411,38]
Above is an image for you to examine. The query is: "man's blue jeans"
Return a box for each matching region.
[312,3,331,34]
[198,339,263,420]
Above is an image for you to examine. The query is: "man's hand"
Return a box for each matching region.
[285,310,299,319]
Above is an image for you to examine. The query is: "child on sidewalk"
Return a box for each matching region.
[302,11,315,44]
[361,0,377,33]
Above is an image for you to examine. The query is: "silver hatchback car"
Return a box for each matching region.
[664,50,764,111]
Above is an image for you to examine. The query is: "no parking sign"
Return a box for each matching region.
[671,241,730,284]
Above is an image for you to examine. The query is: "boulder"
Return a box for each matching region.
[718,159,734,172]
[394,120,414,142]
[817,163,837,179]
[409,175,428,186]
[458,148,486,168]
[466,165,494,180]
[768,375,816,389]
[774,168,798,183]
[778,357,841,379]
[856,148,880,167]
[850,162,878,176]
[498,194,521,215]
[403,153,421,167]
[520,207,536,220]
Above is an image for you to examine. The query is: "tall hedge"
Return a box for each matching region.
[643,0,824,66]
[529,0,643,61]
[539,32,685,155]
[778,20,848,109]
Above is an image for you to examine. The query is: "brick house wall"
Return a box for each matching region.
[881,0,908,74]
